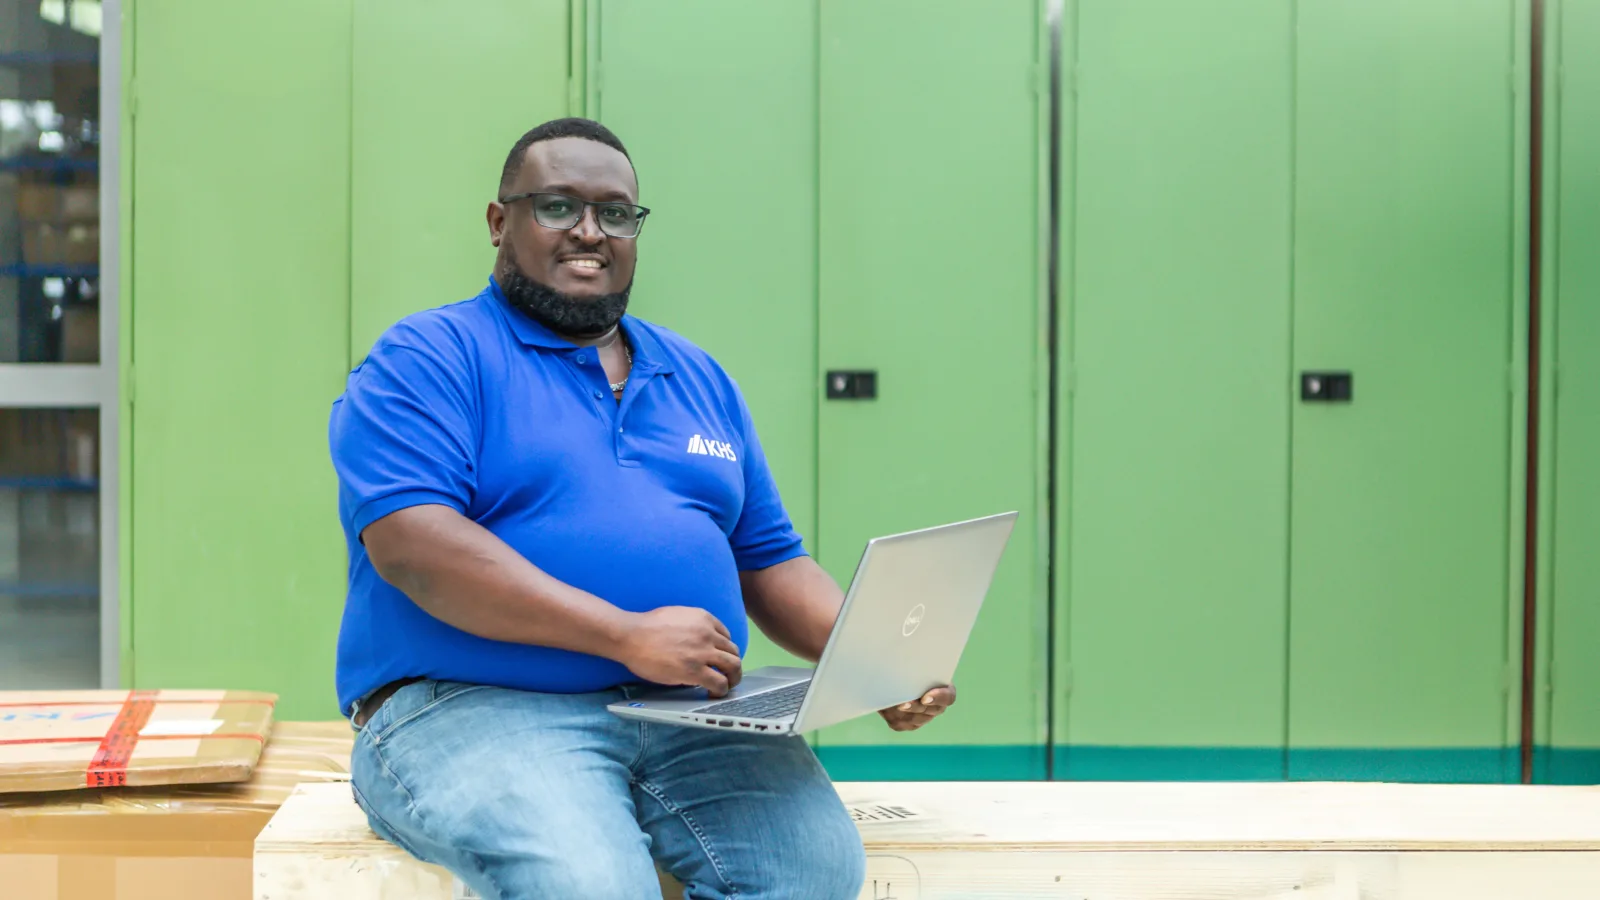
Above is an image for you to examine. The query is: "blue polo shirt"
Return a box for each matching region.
[328,277,807,714]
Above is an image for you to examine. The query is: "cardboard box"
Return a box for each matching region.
[17,184,98,221]
[0,409,99,480]
[59,306,99,365]
[20,221,99,267]
[0,690,277,794]
[0,722,354,900]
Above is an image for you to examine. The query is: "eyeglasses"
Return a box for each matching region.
[498,192,651,239]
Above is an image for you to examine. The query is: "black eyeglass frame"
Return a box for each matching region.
[497,191,652,239]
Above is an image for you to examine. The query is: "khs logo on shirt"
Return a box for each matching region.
[686,434,738,462]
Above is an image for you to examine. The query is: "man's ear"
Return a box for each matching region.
[487,201,505,248]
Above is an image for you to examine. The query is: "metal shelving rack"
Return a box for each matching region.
[0,0,119,686]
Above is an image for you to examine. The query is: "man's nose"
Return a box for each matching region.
[570,207,605,244]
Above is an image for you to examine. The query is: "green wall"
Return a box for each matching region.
[122,0,1588,783]
[1537,0,1600,784]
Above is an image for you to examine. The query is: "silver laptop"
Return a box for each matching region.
[607,512,1017,736]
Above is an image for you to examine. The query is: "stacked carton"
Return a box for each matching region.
[0,689,356,900]
[17,182,99,270]
[15,180,99,363]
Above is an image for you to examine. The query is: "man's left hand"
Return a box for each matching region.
[879,685,956,732]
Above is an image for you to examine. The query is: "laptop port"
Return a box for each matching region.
[718,720,734,727]
[738,722,751,728]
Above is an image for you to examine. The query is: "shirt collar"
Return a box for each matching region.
[486,275,675,375]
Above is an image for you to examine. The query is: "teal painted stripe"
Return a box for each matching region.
[1534,748,1600,785]
[1288,748,1517,784]
[1055,746,1283,781]
[817,745,1519,783]
[1061,747,1514,783]
[814,745,1046,781]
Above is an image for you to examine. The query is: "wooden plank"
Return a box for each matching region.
[835,781,1600,851]
[255,782,1600,900]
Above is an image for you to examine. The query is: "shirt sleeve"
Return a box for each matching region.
[329,339,479,539]
[727,385,808,571]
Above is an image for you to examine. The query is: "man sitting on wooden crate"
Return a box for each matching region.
[326,118,956,899]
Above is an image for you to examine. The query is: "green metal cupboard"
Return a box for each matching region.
[1054,0,1527,783]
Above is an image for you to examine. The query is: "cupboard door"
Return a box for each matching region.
[1541,0,1600,784]
[1056,0,1294,781]
[593,0,820,674]
[350,0,570,359]
[814,0,1047,780]
[1288,0,1522,782]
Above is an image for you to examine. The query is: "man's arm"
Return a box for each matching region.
[365,504,744,696]
[738,555,843,663]
[740,556,956,731]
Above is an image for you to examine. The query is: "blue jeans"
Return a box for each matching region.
[350,680,867,899]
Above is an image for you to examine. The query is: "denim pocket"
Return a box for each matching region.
[371,680,493,745]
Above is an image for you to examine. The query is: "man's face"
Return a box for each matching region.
[489,138,640,301]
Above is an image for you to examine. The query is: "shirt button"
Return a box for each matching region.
[593,390,604,400]
[575,354,588,364]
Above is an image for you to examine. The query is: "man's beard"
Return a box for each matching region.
[500,263,631,338]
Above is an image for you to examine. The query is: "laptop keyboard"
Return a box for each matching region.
[693,681,809,719]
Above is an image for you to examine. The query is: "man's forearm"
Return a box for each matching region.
[741,556,845,663]
[364,504,634,661]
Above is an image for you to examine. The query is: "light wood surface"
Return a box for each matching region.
[255,781,1600,900]
[834,780,1600,851]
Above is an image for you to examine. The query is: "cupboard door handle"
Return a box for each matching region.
[826,370,877,400]
[1301,371,1353,402]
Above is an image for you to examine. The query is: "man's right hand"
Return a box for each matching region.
[617,607,744,697]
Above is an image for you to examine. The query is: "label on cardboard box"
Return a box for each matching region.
[139,719,225,737]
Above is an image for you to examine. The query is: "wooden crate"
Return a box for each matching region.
[254,780,1600,899]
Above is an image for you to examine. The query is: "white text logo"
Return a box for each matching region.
[687,434,738,462]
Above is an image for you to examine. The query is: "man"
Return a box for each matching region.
[327,117,957,899]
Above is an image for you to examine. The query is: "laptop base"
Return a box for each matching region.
[606,666,813,736]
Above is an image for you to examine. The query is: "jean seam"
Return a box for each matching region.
[628,720,651,773]
[369,733,503,899]
[372,683,495,745]
[637,777,737,900]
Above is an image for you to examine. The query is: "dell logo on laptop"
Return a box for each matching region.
[902,604,926,637]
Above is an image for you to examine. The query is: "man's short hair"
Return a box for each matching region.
[498,118,631,196]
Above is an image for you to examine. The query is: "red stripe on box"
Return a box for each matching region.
[84,689,158,787]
